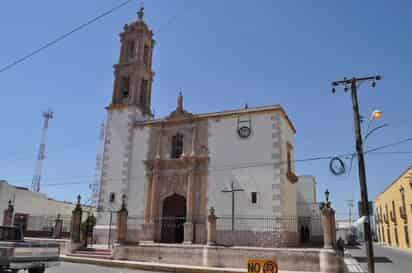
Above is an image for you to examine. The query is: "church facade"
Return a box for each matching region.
[96,9,314,247]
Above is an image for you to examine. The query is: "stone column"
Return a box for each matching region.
[184,166,195,244]
[141,164,159,242]
[331,210,336,246]
[3,200,14,226]
[207,207,217,246]
[70,195,83,243]
[53,214,63,239]
[117,195,128,245]
[150,169,159,221]
[321,206,334,249]
[320,190,336,249]
[143,172,153,223]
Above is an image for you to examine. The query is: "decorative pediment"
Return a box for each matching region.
[166,92,194,121]
[166,109,194,120]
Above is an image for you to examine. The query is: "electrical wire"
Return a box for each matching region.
[0,0,136,74]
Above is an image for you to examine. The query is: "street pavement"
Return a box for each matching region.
[47,262,165,273]
[347,243,412,273]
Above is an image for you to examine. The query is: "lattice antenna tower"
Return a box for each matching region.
[90,122,105,207]
[31,110,54,192]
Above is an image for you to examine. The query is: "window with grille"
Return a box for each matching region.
[394,226,399,246]
[109,192,116,203]
[171,134,184,159]
[251,192,257,204]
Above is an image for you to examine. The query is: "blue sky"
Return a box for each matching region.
[0,0,411,217]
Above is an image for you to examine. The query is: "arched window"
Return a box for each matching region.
[171,133,184,159]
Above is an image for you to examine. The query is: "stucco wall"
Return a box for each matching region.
[127,126,149,216]
[375,166,412,250]
[207,112,278,218]
[297,175,317,217]
[97,106,147,226]
[279,114,297,219]
[0,180,79,224]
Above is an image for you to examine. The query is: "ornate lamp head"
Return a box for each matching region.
[209,206,215,216]
[325,189,330,203]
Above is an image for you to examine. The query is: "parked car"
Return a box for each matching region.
[0,225,60,273]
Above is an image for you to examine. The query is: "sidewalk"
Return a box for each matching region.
[343,255,367,273]
[61,255,318,273]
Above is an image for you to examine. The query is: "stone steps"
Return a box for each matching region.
[68,248,113,260]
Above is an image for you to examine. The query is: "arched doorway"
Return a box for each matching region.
[161,194,186,243]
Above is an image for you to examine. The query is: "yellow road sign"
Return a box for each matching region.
[248,259,278,273]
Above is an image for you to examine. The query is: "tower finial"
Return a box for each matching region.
[177,91,183,112]
[137,3,144,21]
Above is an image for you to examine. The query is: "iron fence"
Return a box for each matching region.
[17,214,72,238]
[92,213,323,247]
[215,215,322,247]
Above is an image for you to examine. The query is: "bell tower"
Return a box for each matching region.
[110,7,155,117]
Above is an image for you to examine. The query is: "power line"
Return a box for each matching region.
[5,147,409,188]
[3,136,412,188]
[0,0,136,74]
[364,138,412,154]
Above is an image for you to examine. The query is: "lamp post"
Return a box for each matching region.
[331,75,382,273]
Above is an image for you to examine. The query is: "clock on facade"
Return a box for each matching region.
[238,126,251,138]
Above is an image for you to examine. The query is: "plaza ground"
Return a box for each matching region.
[347,243,412,273]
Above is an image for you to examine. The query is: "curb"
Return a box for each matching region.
[61,255,245,273]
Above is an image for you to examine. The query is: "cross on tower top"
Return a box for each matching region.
[137,6,144,20]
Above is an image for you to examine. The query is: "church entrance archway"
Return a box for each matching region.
[160,194,186,243]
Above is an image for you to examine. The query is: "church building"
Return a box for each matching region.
[96,8,315,247]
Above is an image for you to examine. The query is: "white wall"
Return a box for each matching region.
[297,175,317,216]
[207,112,280,217]
[0,180,81,224]
[97,106,148,225]
[279,114,297,218]
[127,126,149,216]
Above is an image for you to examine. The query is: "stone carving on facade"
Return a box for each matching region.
[158,174,188,204]
[166,92,195,121]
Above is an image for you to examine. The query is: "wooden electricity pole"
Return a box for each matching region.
[332,75,382,273]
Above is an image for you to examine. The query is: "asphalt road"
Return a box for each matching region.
[1,262,165,273]
[347,243,412,273]
[48,262,165,273]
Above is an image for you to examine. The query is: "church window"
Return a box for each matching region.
[126,41,135,59]
[120,77,130,98]
[109,192,116,203]
[251,192,257,204]
[171,133,184,159]
[143,45,150,66]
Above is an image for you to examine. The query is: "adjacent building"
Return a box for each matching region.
[375,166,412,249]
[297,175,322,244]
[0,180,91,234]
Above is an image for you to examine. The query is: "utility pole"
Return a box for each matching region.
[32,110,54,192]
[221,181,244,231]
[332,75,382,273]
